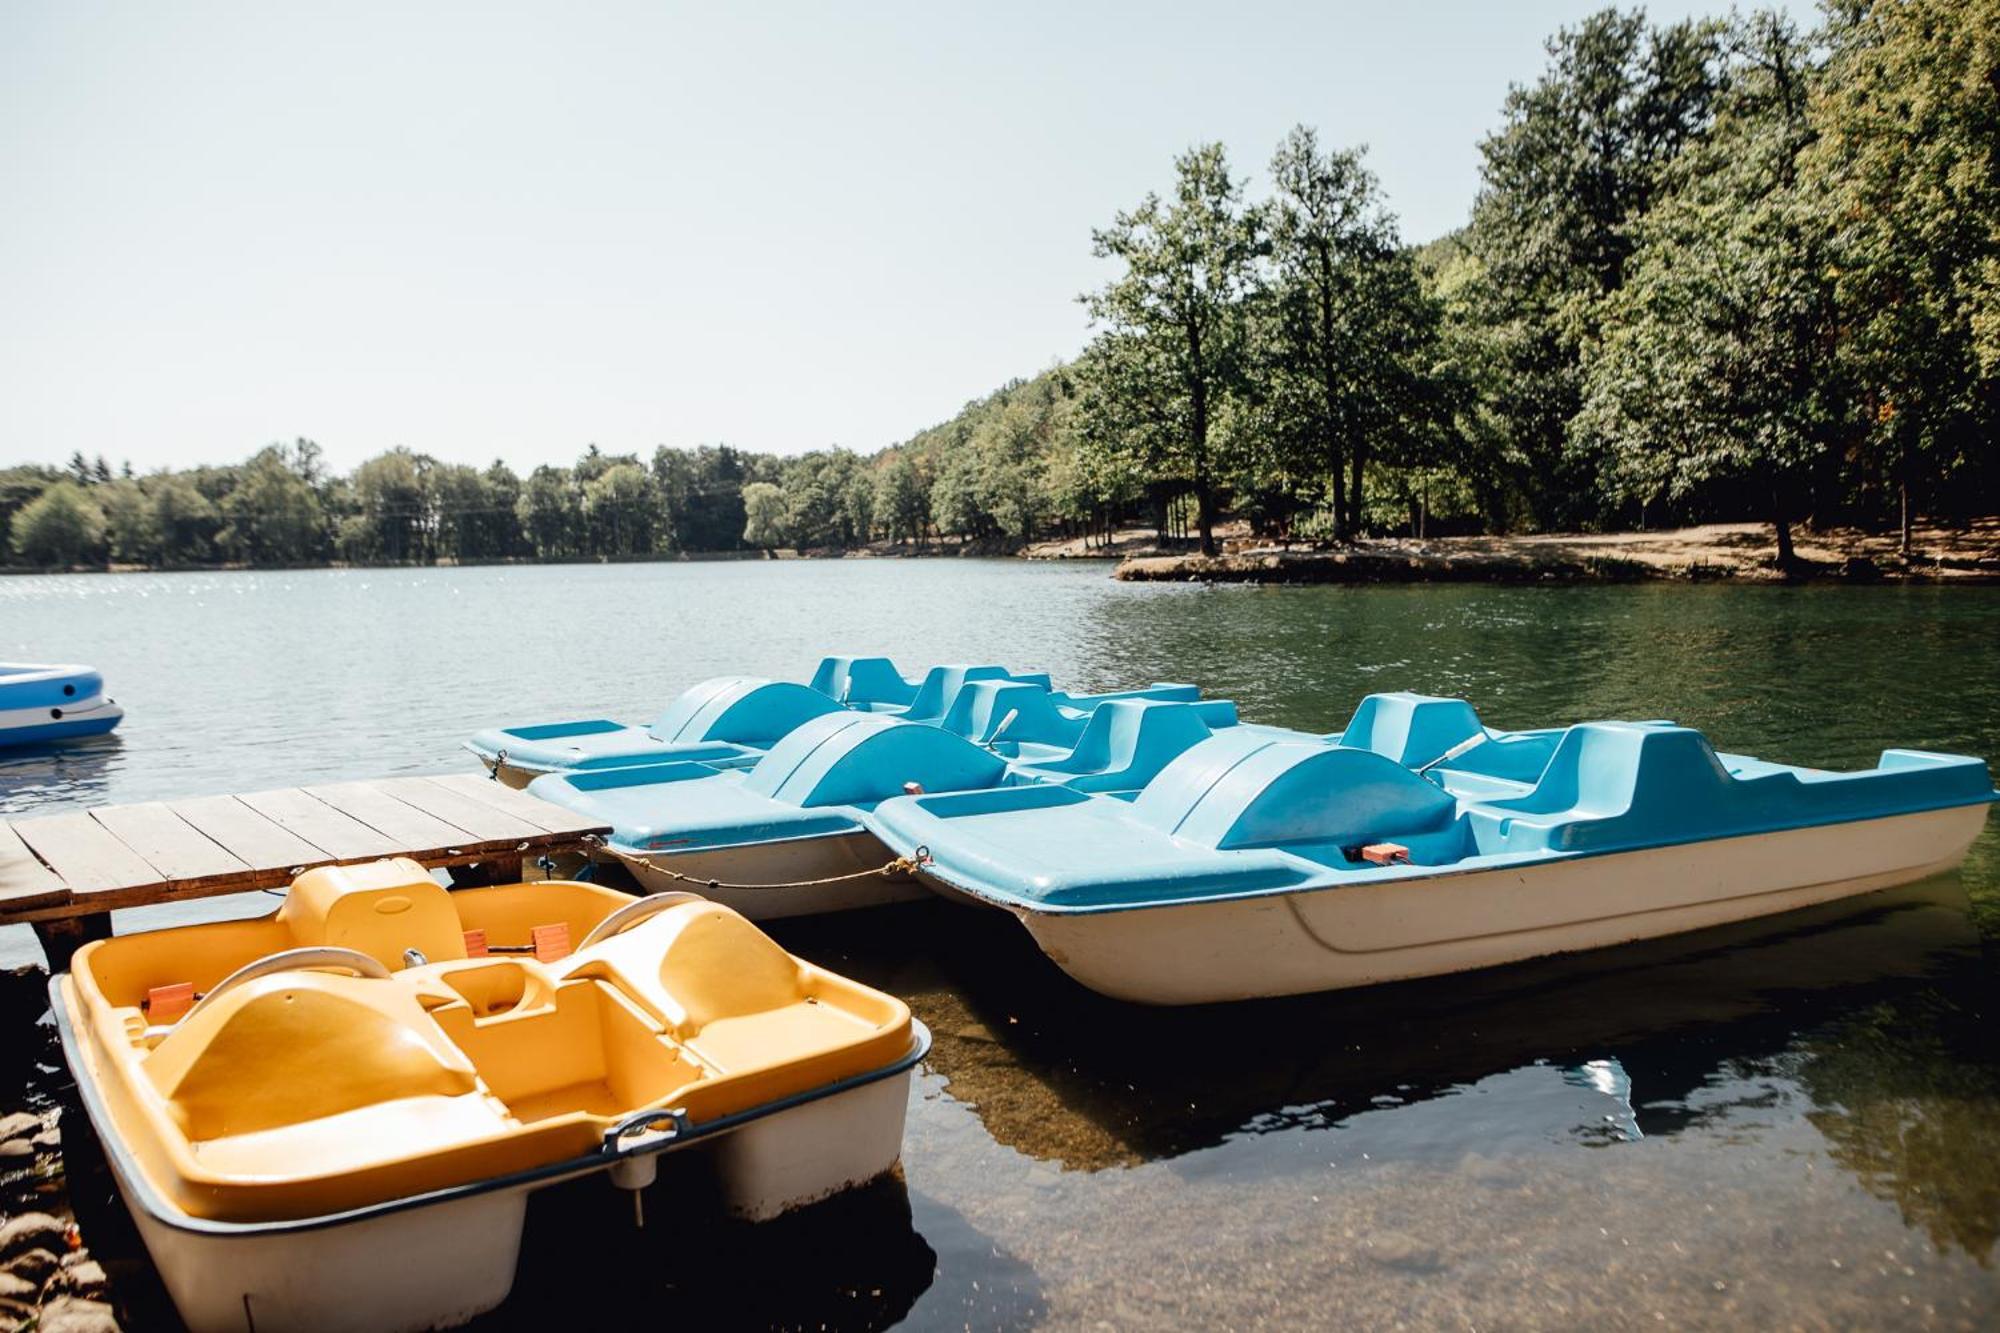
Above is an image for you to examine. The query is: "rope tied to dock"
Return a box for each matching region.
[598,837,932,892]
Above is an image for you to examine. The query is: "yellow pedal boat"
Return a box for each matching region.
[51,858,928,1333]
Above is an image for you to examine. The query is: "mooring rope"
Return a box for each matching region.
[601,838,932,892]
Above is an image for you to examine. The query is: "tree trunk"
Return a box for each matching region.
[1773,482,1796,569]
[1193,475,1216,556]
[1899,475,1911,556]
[1347,448,1366,538]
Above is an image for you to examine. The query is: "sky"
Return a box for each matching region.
[1,1,1810,475]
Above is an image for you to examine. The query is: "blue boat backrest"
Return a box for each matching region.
[1134,734,1457,850]
[1465,723,1998,855]
[941,680,1084,747]
[742,712,1007,808]
[1336,693,1486,768]
[650,678,842,745]
[1049,700,1219,792]
[809,656,919,709]
[899,665,1053,724]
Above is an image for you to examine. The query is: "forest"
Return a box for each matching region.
[4,1,1995,569]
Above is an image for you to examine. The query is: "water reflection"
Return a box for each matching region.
[772,877,2000,1263]
[0,734,126,815]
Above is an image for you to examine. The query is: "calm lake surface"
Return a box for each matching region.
[3,561,1998,1329]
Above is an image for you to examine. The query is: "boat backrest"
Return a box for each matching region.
[899,664,1053,724]
[940,679,1083,746]
[650,677,841,745]
[742,711,1007,807]
[1051,699,1219,791]
[146,973,479,1140]
[809,655,918,708]
[1470,722,1996,854]
[1133,734,1457,850]
[1336,692,1486,768]
[277,858,470,968]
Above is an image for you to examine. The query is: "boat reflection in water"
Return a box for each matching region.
[774,874,2000,1264]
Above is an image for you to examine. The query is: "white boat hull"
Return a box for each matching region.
[1009,805,1992,1004]
[609,832,930,920]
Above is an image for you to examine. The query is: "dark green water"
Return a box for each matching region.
[3,564,1997,1328]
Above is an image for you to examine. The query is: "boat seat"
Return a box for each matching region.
[1010,699,1219,793]
[940,679,1086,748]
[895,664,1052,724]
[810,655,919,709]
[1336,692,1487,768]
[276,859,471,970]
[145,971,483,1140]
[558,901,911,1091]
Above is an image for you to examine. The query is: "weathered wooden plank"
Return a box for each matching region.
[376,777,547,843]
[12,811,165,895]
[89,802,252,887]
[425,772,611,836]
[0,822,68,911]
[169,795,327,870]
[303,781,476,851]
[235,788,402,861]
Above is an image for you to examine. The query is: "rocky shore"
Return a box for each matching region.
[1,968,121,1333]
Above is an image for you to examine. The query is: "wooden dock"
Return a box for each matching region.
[0,773,612,966]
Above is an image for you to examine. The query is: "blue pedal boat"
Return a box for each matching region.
[0,662,124,748]
[864,694,1999,1004]
[467,657,1202,788]
[528,691,1291,919]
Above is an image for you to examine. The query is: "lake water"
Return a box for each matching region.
[3,562,1998,1329]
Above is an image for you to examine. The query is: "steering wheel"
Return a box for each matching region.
[578,892,706,950]
[178,946,392,1025]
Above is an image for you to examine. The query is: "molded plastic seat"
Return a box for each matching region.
[1336,693,1486,767]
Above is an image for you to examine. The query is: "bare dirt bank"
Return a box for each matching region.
[1111,520,2000,585]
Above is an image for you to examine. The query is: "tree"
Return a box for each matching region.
[741,481,786,553]
[223,446,326,564]
[97,479,160,564]
[516,465,581,559]
[150,474,219,564]
[349,448,432,563]
[1576,12,1836,567]
[1806,0,2000,546]
[10,482,106,567]
[874,452,931,547]
[1264,127,1423,538]
[1465,9,1725,526]
[583,462,658,556]
[1080,142,1263,554]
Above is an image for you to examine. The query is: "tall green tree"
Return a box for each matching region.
[741,481,786,553]
[1806,0,2000,546]
[1266,127,1449,538]
[1576,12,1836,566]
[1466,9,1725,525]
[1079,143,1263,554]
[10,482,106,567]
[223,445,326,563]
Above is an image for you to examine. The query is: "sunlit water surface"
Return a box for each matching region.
[3,562,1997,1329]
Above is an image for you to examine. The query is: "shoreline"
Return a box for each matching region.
[5,519,1997,583]
[1110,520,2000,586]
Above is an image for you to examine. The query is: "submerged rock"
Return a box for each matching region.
[2,1246,61,1287]
[0,1213,64,1261]
[37,1294,122,1333]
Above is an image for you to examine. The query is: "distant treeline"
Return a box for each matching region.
[6,2,1996,569]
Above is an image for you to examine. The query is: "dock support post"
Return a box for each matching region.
[32,914,112,973]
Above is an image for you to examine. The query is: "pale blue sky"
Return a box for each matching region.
[1,1,1808,473]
